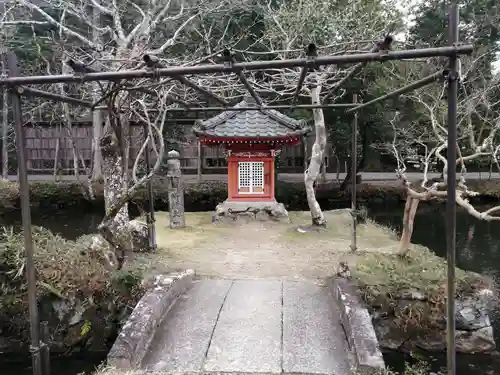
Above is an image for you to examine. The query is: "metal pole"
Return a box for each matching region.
[346,70,444,113]
[446,3,459,375]
[122,103,358,113]
[174,75,229,106]
[197,139,202,183]
[18,86,93,107]
[350,94,358,252]
[237,71,262,105]
[0,45,474,86]
[5,51,42,375]
[40,321,51,375]
[143,126,156,250]
[293,43,317,103]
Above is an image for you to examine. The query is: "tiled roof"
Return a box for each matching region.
[193,95,310,139]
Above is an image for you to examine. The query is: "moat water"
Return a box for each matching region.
[1,203,499,374]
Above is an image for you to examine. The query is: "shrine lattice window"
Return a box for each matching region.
[238,161,264,194]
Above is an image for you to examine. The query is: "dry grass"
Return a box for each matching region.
[0,226,144,326]
[0,227,110,306]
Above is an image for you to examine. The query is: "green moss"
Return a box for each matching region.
[353,361,433,375]
[467,179,500,199]
[351,244,490,332]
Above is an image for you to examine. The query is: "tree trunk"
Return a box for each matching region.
[101,131,130,230]
[96,113,150,267]
[304,85,327,226]
[99,126,131,265]
[399,196,420,256]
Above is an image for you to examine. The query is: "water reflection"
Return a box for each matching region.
[0,353,106,375]
[369,203,500,288]
[369,203,500,375]
[0,211,103,240]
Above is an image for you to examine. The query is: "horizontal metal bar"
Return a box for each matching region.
[345,70,444,113]
[17,86,93,107]
[170,103,357,111]
[0,45,473,86]
[93,103,358,112]
[173,75,229,106]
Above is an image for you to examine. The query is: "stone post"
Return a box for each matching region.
[167,150,185,228]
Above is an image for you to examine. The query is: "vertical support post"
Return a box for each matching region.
[197,139,202,183]
[143,126,156,249]
[446,3,459,375]
[0,30,9,179]
[5,51,42,375]
[53,138,60,181]
[302,135,308,172]
[1,84,8,179]
[350,94,358,252]
[167,150,185,228]
[40,321,51,375]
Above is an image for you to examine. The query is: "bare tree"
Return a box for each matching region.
[4,0,409,262]
[241,0,403,227]
[5,0,259,267]
[375,56,500,256]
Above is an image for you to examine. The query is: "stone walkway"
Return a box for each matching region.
[141,279,351,375]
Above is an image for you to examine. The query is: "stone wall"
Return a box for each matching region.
[371,288,496,354]
[108,269,195,369]
[332,278,386,374]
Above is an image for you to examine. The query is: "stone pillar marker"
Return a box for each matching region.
[166,150,185,228]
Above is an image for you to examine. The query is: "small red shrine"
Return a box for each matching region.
[193,95,310,220]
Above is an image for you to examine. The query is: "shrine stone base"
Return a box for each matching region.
[213,200,290,223]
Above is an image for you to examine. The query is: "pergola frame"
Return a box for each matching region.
[0,3,463,375]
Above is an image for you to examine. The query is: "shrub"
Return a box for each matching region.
[0,226,144,321]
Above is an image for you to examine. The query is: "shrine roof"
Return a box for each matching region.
[192,95,311,139]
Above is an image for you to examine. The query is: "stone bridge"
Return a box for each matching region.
[108,270,385,375]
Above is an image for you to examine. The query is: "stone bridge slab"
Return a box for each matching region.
[141,279,351,375]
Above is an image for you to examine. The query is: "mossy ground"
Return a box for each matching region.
[135,210,402,280]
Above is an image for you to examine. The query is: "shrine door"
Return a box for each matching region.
[227,156,275,201]
[238,161,264,194]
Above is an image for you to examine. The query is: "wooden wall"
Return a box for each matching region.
[19,121,342,175]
